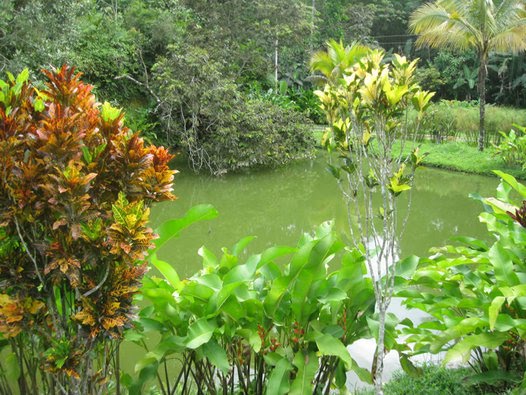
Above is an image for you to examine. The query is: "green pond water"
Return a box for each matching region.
[123,153,499,383]
[149,154,497,278]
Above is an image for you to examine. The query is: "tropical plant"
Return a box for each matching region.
[310,40,370,85]
[127,218,378,395]
[399,172,526,394]
[494,125,526,168]
[410,0,526,151]
[0,66,175,394]
[311,42,434,394]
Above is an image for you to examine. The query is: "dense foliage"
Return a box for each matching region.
[494,125,526,169]
[128,211,376,395]
[400,173,526,393]
[152,44,315,174]
[0,67,175,393]
[2,0,526,167]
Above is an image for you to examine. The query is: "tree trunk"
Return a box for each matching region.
[310,0,316,52]
[274,37,279,90]
[478,50,488,151]
[374,298,386,395]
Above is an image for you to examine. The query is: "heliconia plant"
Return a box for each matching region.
[398,172,526,394]
[0,66,175,394]
[126,220,377,395]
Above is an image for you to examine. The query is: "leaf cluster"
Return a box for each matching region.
[127,218,377,394]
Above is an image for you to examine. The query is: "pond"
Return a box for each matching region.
[150,154,497,278]
[129,153,499,386]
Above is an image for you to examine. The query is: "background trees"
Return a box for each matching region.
[3,0,526,166]
[410,0,526,151]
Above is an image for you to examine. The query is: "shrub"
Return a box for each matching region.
[493,125,526,168]
[0,66,175,393]
[152,45,315,175]
[127,220,377,394]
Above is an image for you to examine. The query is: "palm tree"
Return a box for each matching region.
[410,0,526,151]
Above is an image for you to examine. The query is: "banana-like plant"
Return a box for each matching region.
[399,172,526,393]
[127,218,377,395]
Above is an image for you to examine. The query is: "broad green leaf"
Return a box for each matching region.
[484,197,517,216]
[265,358,293,395]
[489,243,519,286]
[489,296,506,330]
[500,284,526,300]
[260,246,296,265]
[223,255,259,285]
[444,333,509,363]
[289,351,317,395]
[238,329,262,353]
[135,356,158,373]
[317,288,347,304]
[315,332,353,369]
[291,270,313,322]
[150,253,179,288]
[198,246,219,269]
[494,171,526,198]
[399,354,422,378]
[264,276,290,319]
[202,340,229,374]
[394,255,419,279]
[185,318,216,349]
[154,205,218,251]
[233,236,256,256]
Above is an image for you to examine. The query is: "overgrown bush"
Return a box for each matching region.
[152,45,315,175]
[383,364,479,395]
[0,66,175,394]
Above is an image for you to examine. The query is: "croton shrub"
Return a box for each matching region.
[0,66,175,394]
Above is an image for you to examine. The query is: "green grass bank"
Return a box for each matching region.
[397,140,526,179]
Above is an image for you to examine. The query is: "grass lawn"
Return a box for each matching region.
[397,140,526,179]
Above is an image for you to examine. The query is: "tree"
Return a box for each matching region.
[410,0,526,151]
[0,66,175,393]
[311,42,434,394]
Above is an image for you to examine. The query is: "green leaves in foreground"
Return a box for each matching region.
[129,220,375,394]
[399,173,526,391]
